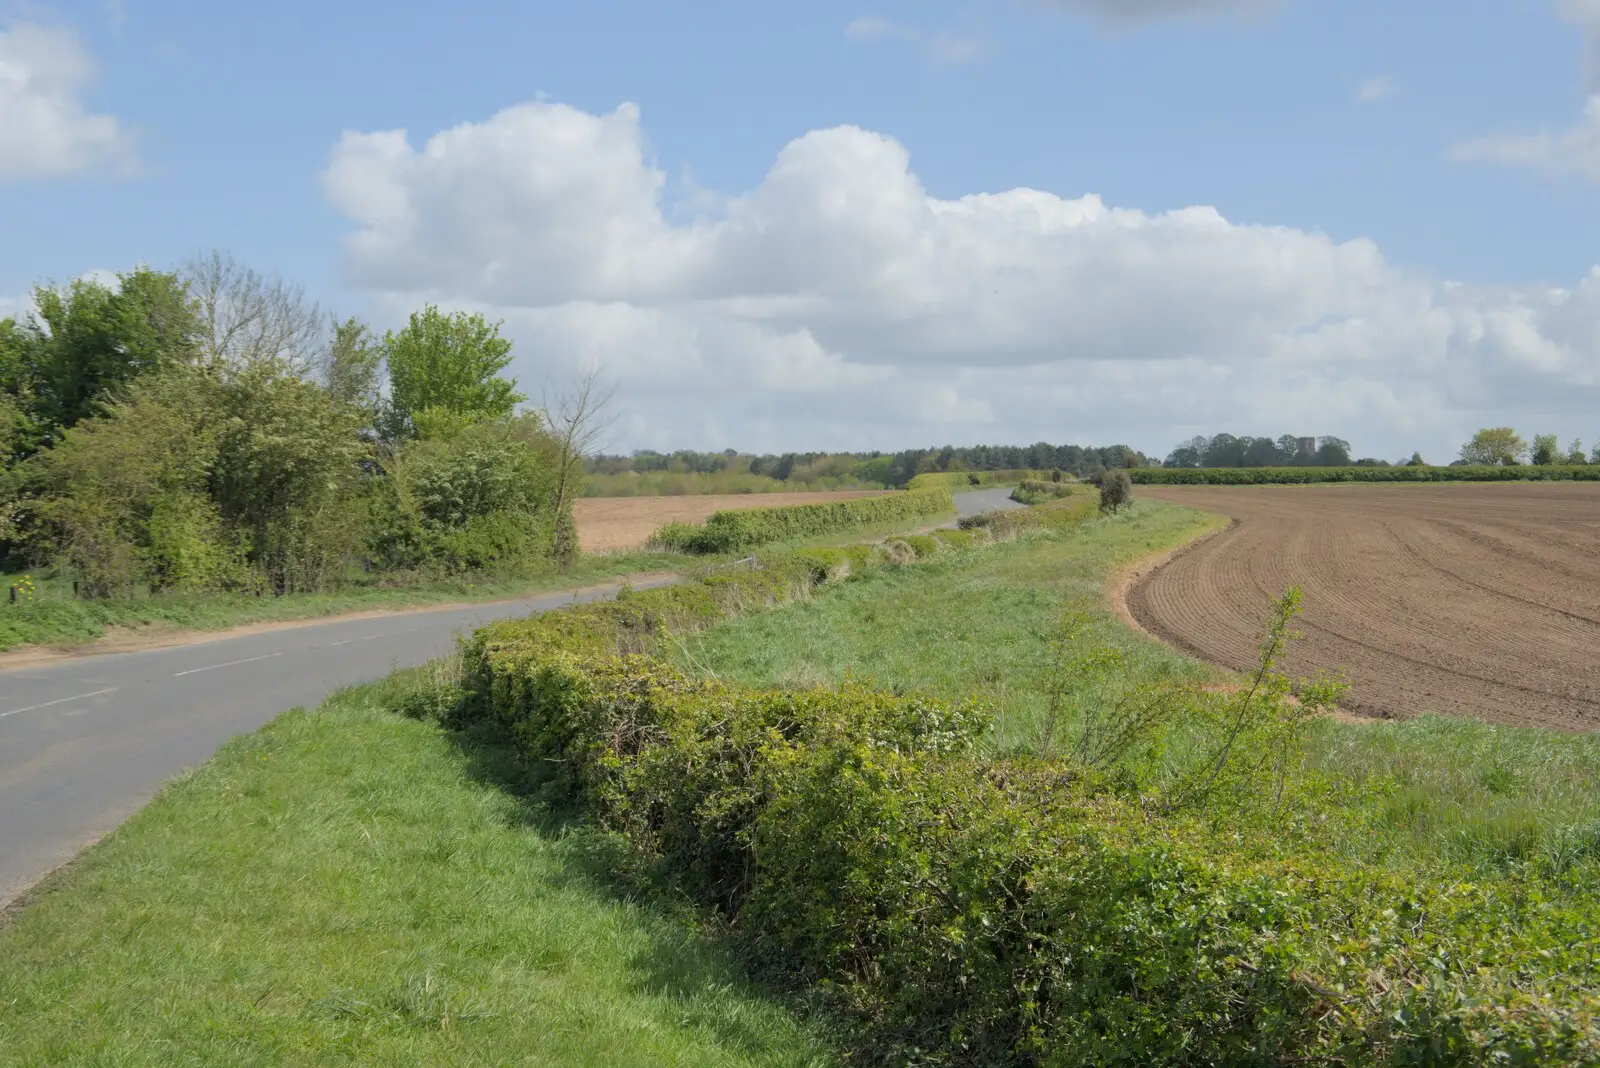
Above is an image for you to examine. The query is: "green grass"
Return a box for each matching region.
[674,501,1225,753]
[0,551,684,654]
[0,673,837,1067]
[675,499,1600,874]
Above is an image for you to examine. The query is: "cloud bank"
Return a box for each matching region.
[322,101,1600,457]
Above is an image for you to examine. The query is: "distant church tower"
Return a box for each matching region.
[1297,437,1316,461]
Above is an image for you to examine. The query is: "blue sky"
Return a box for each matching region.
[4,0,1600,460]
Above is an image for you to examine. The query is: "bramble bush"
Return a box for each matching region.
[434,508,1600,1066]
[648,487,954,554]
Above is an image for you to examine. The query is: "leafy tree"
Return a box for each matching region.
[1567,439,1586,464]
[382,306,524,440]
[207,359,368,592]
[0,318,42,463]
[10,269,200,440]
[1405,452,1426,466]
[1461,427,1528,466]
[319,316,383,421]
[1098,469,1132,514]
[29,369,236,596]
[1531,433,1560,466]
[1314,436,1352,466]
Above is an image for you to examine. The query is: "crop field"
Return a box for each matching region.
[571,490,891,553]
[1129,482,1600,730]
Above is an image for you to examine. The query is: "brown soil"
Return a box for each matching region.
[1127,483,1600,730]
[573,491,892,553]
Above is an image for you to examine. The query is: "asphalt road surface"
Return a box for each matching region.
[951,486,1024,518]
[0,489,1019,907]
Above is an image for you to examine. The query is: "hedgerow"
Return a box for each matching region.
[648,488,954,554]
[436,504,1600,1066]
[1131,464,1600,485]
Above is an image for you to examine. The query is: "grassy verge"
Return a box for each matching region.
[0,673,837,1067]
[675,499,1600,872]
[674,500,1225,752]
[0,551,684,654]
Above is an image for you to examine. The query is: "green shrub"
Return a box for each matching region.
[901,534,939,558]
[931,528,976,550]
[1132,464,1600,485]
[648,488,954,555]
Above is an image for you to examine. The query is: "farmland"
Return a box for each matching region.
[1130,482,1600,729]
[571,490,892,552]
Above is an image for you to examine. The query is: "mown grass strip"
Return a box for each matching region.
[0,675,837,1067]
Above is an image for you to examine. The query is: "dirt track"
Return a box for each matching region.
[1128,483,1600,730]
[573,491,890,553]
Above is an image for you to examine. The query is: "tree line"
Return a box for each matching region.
[590,442,1151,489]
[0,254,600,598]
[1159,429,1600,470]
[1162,434,1355,469]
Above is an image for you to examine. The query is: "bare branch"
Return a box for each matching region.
[184,250,323,371]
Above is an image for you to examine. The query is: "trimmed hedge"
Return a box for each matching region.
[1132,465,1600,485]
[649,488,954,554]
[443,509,1600,1065]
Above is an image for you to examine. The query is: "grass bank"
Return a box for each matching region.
[0,673,837,1067]
[674,500,1224,752]
[0,551,684,654]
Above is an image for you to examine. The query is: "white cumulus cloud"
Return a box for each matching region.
[323,100,1600,458]
[0,22,132,181]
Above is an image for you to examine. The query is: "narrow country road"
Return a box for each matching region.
[0,490,1014,909]
[0,579,674,908]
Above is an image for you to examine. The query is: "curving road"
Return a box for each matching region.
[0,490,1015,908]
[0,579,675,907]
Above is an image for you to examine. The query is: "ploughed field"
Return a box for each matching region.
[572,490,891,553]
[1130,483,1600,730]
